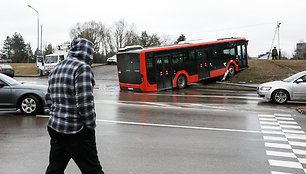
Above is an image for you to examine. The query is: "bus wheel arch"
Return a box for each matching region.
[177,74,187,89]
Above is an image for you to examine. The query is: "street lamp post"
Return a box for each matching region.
[27,5,39,55]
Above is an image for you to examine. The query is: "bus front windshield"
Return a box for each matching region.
[45,56,58,64]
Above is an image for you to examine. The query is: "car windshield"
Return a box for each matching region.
[0,65,12,69]
[45,56,58,64]
[0,73,20,85]
[283,72,306,82]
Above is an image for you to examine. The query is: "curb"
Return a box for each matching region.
[297,106,306,115]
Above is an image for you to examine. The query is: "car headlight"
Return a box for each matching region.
[260,86,272,91]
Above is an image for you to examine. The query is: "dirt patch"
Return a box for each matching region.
[228,60,306,84]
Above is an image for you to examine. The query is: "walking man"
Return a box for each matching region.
[272,47,278,60]
[45,38,105,174]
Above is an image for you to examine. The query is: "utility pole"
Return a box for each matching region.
[268,21,281,59]
[277,22,281,59]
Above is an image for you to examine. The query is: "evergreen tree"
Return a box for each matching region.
[10,33,27,63]
[43,43,54,56]
[1,36,12,59]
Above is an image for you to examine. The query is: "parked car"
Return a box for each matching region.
[0,73,48,115]
[107,55,117,65]
[0,64,14,77]
[257,71,306,104]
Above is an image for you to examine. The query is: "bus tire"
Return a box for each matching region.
[177,75,187,89]
[228,64,235,77]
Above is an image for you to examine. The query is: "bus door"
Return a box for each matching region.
[196,49,209,80]
[155,55,172,90]
[236,45,243,68]
[242,44,247,67]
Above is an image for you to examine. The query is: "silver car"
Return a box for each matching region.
[107,55,117,65]
[257,71,306,104]
[0,73,48,115]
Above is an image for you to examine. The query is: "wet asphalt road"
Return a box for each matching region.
[0,65,306,174]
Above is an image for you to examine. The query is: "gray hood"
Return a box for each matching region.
[67,38,94,65]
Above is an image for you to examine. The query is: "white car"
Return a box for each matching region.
[257,71,306,104]
[107,55,117,65]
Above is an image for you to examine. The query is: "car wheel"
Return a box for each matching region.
[272,89,289,104]
[177,75,187,89]
[19,95,41,115]
[228,64,235,77]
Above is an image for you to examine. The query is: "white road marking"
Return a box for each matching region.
[293,149,306,155]
[275,117,294,121]
[260,114,306,174]
[277,121,298,125]
[262,130,285,135]
[35,115,262,134]
[268,160,304,169]
[265,142,292,149]
[263,136,288,142]
[260,121,280,126]
[271,171,294,174]
[96,119,262,134]
[289,141,306,147]
[280,125,301,129]
[261,126,282,130]
[298,158,306,164]
[285,134,306,140]
[282,129,305,134]
[266,151,296,158]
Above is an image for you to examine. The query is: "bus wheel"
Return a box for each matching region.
[177,75,187,89]
[228,64,235,77]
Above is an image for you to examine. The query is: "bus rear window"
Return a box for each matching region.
[117,53,141,84]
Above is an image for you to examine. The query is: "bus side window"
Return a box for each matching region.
[237,45,242,59]
[242,45,246,59]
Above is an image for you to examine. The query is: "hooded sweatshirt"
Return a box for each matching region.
[46,38,96,134]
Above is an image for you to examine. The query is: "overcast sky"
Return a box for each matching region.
[1,0,305,57]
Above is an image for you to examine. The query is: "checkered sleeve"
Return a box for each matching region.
[75,64,96,130]
[45,77,52,109]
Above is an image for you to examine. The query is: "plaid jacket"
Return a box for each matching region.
[45,38,96,134]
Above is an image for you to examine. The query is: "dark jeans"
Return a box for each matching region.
[46,127,104,174]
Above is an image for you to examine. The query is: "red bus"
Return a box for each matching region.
[117,37,248,92]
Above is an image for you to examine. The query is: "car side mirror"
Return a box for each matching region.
[296,79,304,84]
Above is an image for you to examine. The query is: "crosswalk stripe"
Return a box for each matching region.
[285,134,306,140]
[263,136,288,142]
[282,129,305,134]
[265,143,292,149]
[268,160,303,169]
[277,121,298,125]
[293,149,306,155]
[266,151,296,158]
[262,130,285,135]
[289,141,306,147]
[260,121,280,125]
[271,171,294,174]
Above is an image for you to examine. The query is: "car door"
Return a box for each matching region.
[0,80,13,108]
[292,75,306,100]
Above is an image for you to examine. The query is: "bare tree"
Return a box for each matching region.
[70,21,114,57]
[112,19,139,51]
